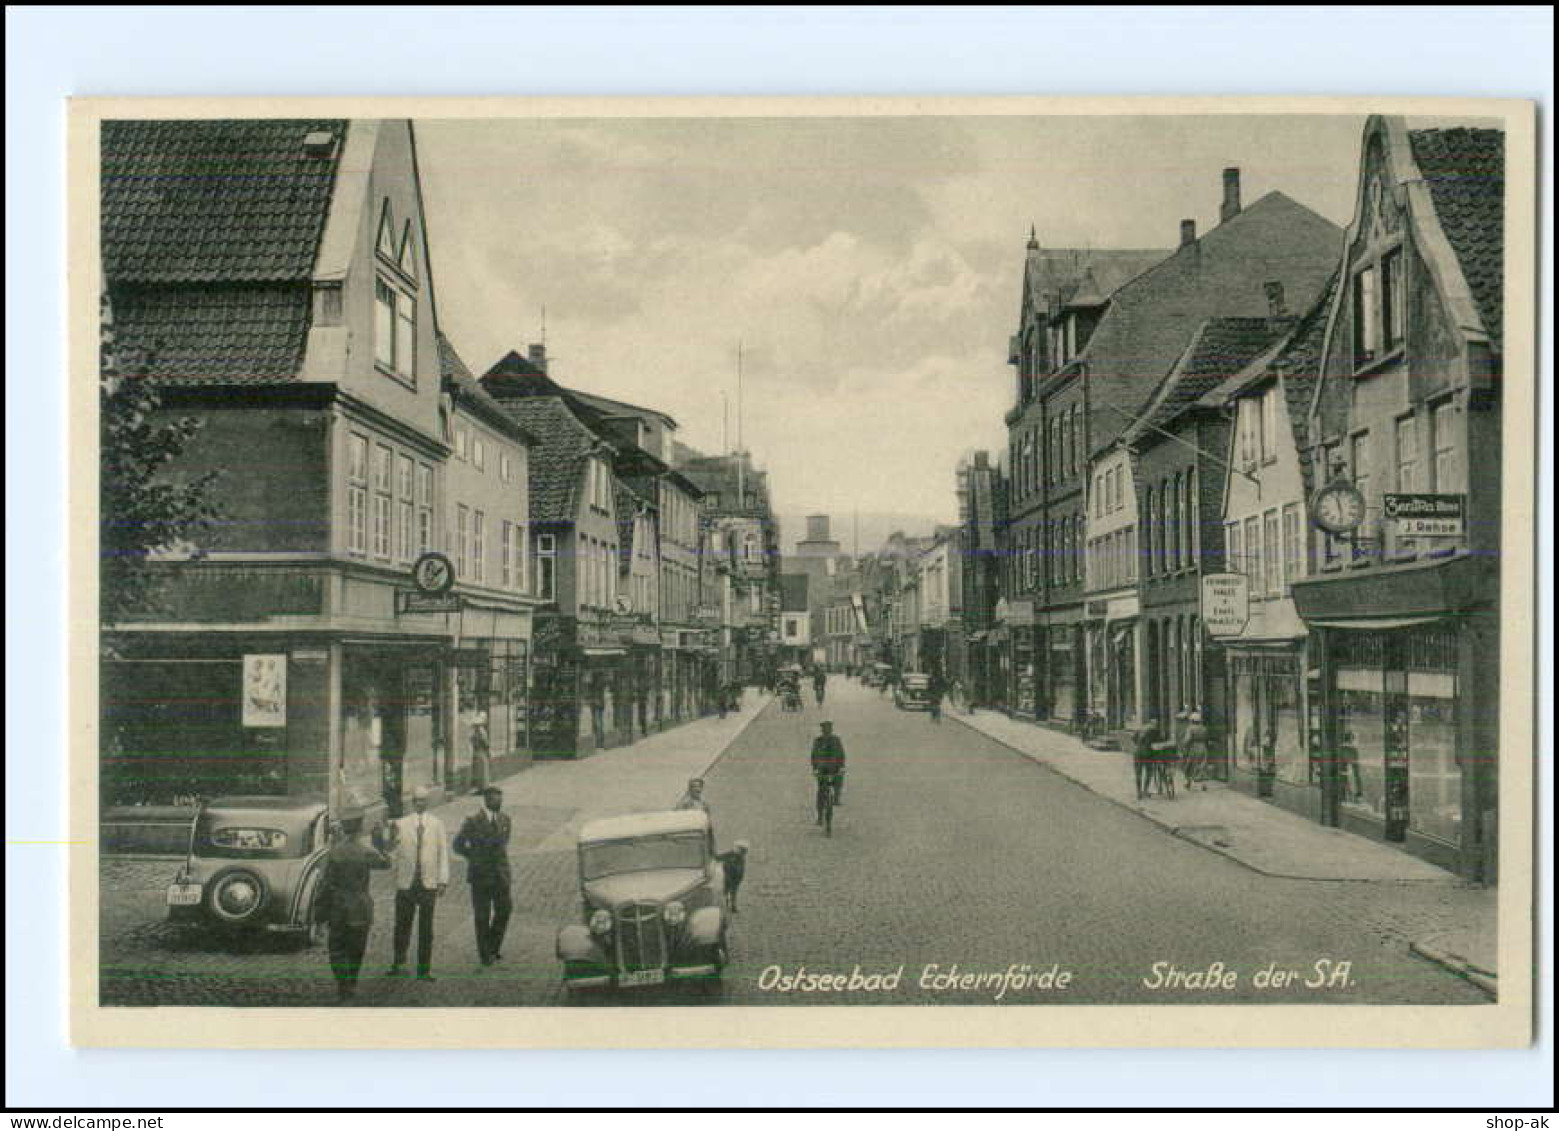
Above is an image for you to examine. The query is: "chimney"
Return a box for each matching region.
[1180,219,1197,247]
[527,342,547,373]
[1221,167,1242,223]
[1264,281,1287,325]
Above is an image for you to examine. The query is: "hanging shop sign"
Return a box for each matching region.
[1201,573,1251,638]
[241,654,288,728]
[1383,493,1465,538]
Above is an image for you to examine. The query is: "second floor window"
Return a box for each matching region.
[1431,400,1458,491]
[455,505,468,578]
[373,444,393,560]
[472,509,485,584]
[1350,431,1373,563]
[1263,509,1280,597]
[1226,520,1242,578]
[416,463,434,555]
[1282,504,1301,593]
[396,454,414,564]
[536,534,556,601]
[347,433,368,557]
[1396,414,1420,492]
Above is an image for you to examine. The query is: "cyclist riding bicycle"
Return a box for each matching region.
[810,720,846,824]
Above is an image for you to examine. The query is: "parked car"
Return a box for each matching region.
[894,672,932,710]
[556,809,729,993]
[865,663,894,689]
[165,795,332,943]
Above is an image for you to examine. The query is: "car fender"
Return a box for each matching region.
[557,923,605,963]
[687,905,724,946]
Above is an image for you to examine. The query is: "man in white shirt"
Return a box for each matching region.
[384,785,449,981]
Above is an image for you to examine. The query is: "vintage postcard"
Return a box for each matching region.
[68,95,1537,1049]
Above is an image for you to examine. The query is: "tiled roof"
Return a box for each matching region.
[1023,247,1168,319]
[569,389,678,428]
[481,393,598,525]
[102,119,346,284]
[1409,127,1504,349]
[1136,316,1288,434]
[107,283,311,383]
[437,333,537,446]
[1079,192,1344,449]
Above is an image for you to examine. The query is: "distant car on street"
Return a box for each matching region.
[556,809,730,994]
[894,672,933,711]
[865,663,894,689]
[165,795,332,943]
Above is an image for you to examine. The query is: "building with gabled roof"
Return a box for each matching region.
[1290,118,1504,881]
[99,119,542,821]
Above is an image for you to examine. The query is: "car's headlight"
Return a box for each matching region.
[588,908,613,935]
[663,900,687,926]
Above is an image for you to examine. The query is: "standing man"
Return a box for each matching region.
[926,671,945,723]
[468,705,491,796]
[812,666,827,706]
[384,785,449,982]
[453,786,513,967]
[318,807,391,1003]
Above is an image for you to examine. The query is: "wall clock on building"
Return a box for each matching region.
[1311,481,1366,537]
[411,551,455,595]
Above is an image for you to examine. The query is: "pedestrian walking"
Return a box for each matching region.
[716,840,750,914]
[1181,710,1210,790]
[467,706,491,795]
[1133,717,1162,801]
[453,785,513,967]
[926,672,945,723]
[383,785,449,982]
[318,807,391,1003]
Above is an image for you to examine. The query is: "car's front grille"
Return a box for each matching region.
[615,902,666,971]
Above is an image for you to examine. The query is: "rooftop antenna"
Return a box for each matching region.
[736,341,745,506]
[722,390,729,455]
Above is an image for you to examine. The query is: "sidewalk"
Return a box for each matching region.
[428,696,767,856]
[953,708,1497,995]
[952,708,1457,883]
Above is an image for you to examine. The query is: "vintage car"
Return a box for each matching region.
[894,671,933,710]
[165,795,332,942]
[864,663,894,689]
[556,809,729,993]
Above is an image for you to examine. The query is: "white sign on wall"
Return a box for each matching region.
[242,653,288,728]
[1200,574,1251,638]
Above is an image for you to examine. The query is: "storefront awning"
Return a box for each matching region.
[1305,615,1448,631]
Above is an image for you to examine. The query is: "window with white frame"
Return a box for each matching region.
[455,505,468,578]
[347,433,368,556]
[454,423,469,462]
[500,451,513,483]
[1382,249,1406,352]
[373,444,393,559]
[374,275,416,382]
[472,509,485,583]
[1353,265,1380,366]
[1431,400,1457,492]
[501,520,513,588]
[537,534,556,601]
[1263,509,1280,597]
[1281,503,1300,592]
[1244,516,1260,582]
[1350,431,1372,562]
[396,454,414,563]
[1396,414,1419,492]
[416,463,434,555]
[1226,521,1242,577]
[1259,391,1277,463]
[472,435,486,473]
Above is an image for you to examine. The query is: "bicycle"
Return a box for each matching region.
[814,770,843,836]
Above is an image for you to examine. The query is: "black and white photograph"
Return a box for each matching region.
[69,94,1535,1049]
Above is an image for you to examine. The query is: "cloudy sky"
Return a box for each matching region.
[417,113,1409,531]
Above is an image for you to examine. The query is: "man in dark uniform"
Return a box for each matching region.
[318,807,391,1003]
[452,785,513,967]
[810,720,847,822]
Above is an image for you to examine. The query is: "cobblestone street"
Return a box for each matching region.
[100,681,1491,1008]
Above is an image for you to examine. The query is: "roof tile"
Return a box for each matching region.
[1408,128,1503,349]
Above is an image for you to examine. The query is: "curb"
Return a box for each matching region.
[1408,939,1498,999]
[946,711,1447,885]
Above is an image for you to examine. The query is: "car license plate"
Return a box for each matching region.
[166,883,202,907]
[618,968,665,988]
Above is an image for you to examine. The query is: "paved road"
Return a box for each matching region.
[99,680,1488,1008]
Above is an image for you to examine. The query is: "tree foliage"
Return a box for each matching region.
[99,293,221,643]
